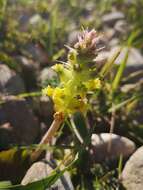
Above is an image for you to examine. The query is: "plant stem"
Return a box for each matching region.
[108,108,116,152]
[69,116,84,144]
[31,112,64,162]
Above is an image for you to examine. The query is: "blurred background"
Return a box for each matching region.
[0,0,143,189]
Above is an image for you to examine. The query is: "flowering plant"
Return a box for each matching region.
[31,29,105,160]
[43,29,104,116]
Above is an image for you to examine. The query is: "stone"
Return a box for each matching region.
[110,46,143,66]
[39,96,54,118]
[109,46,143,82]
[21,161,74,190]
[91,133,135,162]
[102,11,125,26]
[39,67,59,87]
[104,28,116,40]
[121,83,138,93]
[29,14,42,25]
[109,38,119,47]
[0,123,14,150]
[114,20,127,34]
[0,64,25,95]
[0,96,39,147]
[68,30,80,45]
[121,146,143,190]
[32,96,54,127]
[26,43,49,65]
[95,51,109,63]
[16,56,39,90]
[18,11,33,32]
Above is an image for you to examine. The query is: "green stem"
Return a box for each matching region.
[69,116,84,144]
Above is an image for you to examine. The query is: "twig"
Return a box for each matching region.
[107,109,116,152]
[31,112,64,162]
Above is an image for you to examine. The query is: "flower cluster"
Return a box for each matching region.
[43,29,104,115]
[74,29,103,56]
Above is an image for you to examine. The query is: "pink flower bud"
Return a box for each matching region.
[74,29,104,55]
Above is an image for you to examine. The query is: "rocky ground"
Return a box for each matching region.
[0,1,143,189]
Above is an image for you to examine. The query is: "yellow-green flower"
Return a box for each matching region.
[52,64,64,72]
[52,87,65,100]
[42,29,104,115]
[84,78,101,90]
[42,86,54,96]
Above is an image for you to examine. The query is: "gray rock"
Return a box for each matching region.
[18,11,33,32]
[0,64,25,95]
[16,56,39,89]
[32,96,54,127]
[29,14,42,25]
[104,28,116,40]
[39,67,58,87]
[121,83,139,93]
[68,30,80,45]
[94,51,110,64]
[85,1,95,11]
[0,123,14,150]
[114,20,127,34]
[0,97,39,146]
[110,46,143,66]
[102,11,125,26]
[91,133,135,162]
[109,38,119,47]
[26,44,49,65]
[39,96,54,118]
[109,46,143,82]
[21,161,74,190]
[121,146,143,190]
[124,0,134,5]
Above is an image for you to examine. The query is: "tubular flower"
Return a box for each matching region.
[42,29,104,115]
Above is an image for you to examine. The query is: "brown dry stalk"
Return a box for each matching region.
[107,110,116,153]
[31,112,64,162]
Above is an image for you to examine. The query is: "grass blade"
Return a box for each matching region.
[112,48,129,92]
[0,154,77,190]
[100,48,121,77]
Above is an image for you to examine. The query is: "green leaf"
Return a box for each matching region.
[112,48,129,92]
[0,91,41,105]
[118,155,123,178]
[73,112,88,139]
[0,154,77,190]
[53,49,65,61]
[17,91,42,98]
[0,181,12,190]
[48,3,58,57]
[127,29,141,47]
[111,30,140,93]
[108,93,143,113]
[100,48,121,77]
